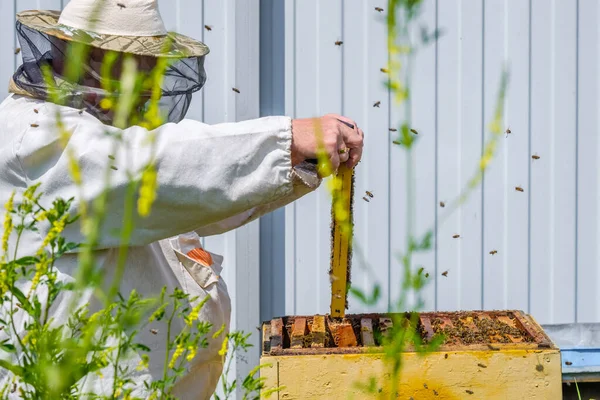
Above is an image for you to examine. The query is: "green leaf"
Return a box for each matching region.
[0,340,16,353]
[14,256,38,266]
[0,359,24,376]
[133,343,151,352]
[10,286,34,315]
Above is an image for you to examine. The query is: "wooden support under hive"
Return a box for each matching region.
[260,310,562,399]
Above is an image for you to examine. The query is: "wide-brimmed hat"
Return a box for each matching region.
[16,0,209,58]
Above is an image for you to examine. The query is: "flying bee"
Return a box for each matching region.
[373,101,381,108]
[393,140,402,145]
[410,128,419,135]
[33,109,38,114]
[335,40,343,46]
[417,267,424,275]
[478,363,487,368]
[205,25,213,31]
[380,67,389,73]
[362,196,370,203]
[565,361,572,366]
[440,201,445,208]
[232,87,240,93]
[441,271,448,277]
[515,186,524,192]
[452,234,460,239]
[489,250,498,255]
[30,123,39,128]
[389,128,397,132]
[108,155,115,160]
[78,109,84,115]
[425,273,430,278]
[423,384,428,389]
[532,154,540,160]
[111,166,119,171]
[150,328,158,335]
[466,390,474,395]
[505,127,511,137]
[366,191,374,198]
[117,2,126,9]
[14,48,21,55]
[375,7,384,12]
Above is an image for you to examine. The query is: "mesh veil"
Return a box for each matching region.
[13,21,206,126]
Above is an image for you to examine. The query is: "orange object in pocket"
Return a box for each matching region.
[187,247,213,267]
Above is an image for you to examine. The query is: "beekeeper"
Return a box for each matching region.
[0,0,363,399]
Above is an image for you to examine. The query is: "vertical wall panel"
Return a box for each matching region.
[482,0,531,312]
[503,0,531,311]
[435,0,464,311]
[0,2,16,100]
[529,0,554,324]
[361,0,392,313]
[409,0,438,312]
[577,0,600,323]
[342,0,373,314]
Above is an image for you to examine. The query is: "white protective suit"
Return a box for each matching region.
[0,93,320,399]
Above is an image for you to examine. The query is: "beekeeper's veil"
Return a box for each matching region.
[11,0,208,126]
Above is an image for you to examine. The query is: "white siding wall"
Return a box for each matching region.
[278,0,600,326]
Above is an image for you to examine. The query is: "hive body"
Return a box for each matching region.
[260,311,563,399]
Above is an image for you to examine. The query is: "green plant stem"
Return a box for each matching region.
[108,180,136,301]
[162,304,177,397]
[111,336,123,398]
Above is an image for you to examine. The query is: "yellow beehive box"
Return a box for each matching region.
[260,311,562,399]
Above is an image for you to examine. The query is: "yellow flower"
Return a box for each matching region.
[186,345,197,362]
[169,342,185,369]
[184,295,210,327]
[1,192,15,262]
[212,324,226,339]
[136,354,149,371]
[218,336,229,357]
[138,166,158,218]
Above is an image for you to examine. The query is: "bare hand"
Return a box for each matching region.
[291,114,364,175]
